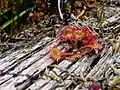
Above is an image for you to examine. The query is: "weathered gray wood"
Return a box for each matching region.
[0,37,52,74]
[0,75,31,90]
[73,51,120,90]
[21,56,53,76]
[0,36,63,90]
[86,46,113,79]
[37,56,96,89]
[26,79,50,90]
[0,6,119,90]
[0,37,54,90]
[36,45,110,90]
[48,56,94,89]
[26,60,72,90]
[102,13,120,26]
[40,80,57,90]
[0,75,13,85]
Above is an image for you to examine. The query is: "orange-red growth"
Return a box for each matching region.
[50,25,103,62]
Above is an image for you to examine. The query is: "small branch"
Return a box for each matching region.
[58,0,63,19]
[110,65,120,75]
[77,6,86,19]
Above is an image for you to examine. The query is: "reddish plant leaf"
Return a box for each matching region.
[73,28,85,40]
[88,82,101,90]
[36,0,46,12]
[50,25,103,62]
[60,25,78,41]
[50,47,61,61]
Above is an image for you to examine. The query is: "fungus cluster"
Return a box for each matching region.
[50,25,103,62]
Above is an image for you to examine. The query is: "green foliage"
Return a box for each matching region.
[0,0,35,34]
[97,10,104,27]
[111,76,120,88]
[97,1,105,27]
[1,7,32,29]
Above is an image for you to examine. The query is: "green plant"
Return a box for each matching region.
[0,0,35,34]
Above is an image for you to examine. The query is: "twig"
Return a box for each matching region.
[58,0,63,19]
[77,6,86,19]
[110,65,120,75]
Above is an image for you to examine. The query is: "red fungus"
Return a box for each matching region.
[50,47,61,61]
[50,25,103,62]
[60,26,78,41]
[73,29,85,40]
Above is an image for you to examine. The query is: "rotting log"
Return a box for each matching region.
[0,12,120,90]
[26,45,110,90]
